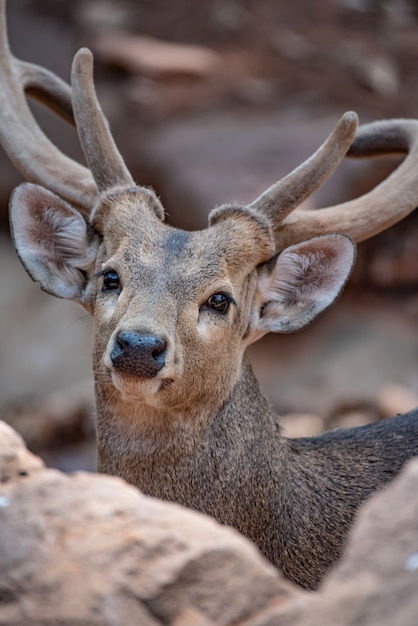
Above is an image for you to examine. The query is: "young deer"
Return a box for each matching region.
[2,0,418,589]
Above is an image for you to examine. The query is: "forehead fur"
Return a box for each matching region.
[91,188,275,277]
[91,186,164,236]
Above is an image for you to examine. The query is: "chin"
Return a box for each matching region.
[110,371,163,404]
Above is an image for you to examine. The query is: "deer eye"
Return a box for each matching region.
[206,293,230,314]
[102,270,120,291]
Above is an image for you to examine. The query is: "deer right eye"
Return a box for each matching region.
[206,293,231,314]
[102,270,120,291]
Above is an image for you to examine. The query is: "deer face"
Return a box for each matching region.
[90,191,270,412]
[10,182,355,416]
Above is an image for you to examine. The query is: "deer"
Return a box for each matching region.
[1,0,418,590]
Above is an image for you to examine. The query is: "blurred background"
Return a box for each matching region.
[1,0,418,471]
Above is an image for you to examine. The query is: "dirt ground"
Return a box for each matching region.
[2,0,418,468]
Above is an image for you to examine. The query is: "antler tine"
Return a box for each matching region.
[249,112,358,222]
[71,48,134,193]
[275,119,418,248]
[0,0,97,213]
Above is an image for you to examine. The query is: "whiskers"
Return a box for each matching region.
[74,313,91,324]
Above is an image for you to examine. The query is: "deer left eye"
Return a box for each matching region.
[102,270,120,291]
[206,293,230,313]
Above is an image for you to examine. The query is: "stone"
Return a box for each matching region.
[315,457,418,626]
[0,421,300,626]
[0,421,43,483]
[258,457,418,626]
[93,33,221,78]
[1,415,418,625]
[281,413,325,438]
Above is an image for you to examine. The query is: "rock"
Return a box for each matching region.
[0,236,93,418]
[1,421,418,625]
[340,45,399,97]
[281,413,325,438]
[378,383,418,418]
[328,402,382,430]
[93,33,221,78]
[0,421,43,483]
[0,421,301,626]
[319,457,418,626]
[260,457,418,626]
[3,380,96,472]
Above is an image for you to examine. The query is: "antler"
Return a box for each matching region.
[249,112,359,223]
[0,0,139,212]
[71,48,134,193]
[251,116,418,249]
[0,0,98,212]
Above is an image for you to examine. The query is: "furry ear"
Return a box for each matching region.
[9,183,98,302]
[251,234,356,336]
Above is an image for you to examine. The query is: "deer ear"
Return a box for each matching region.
[253,234,356,335]
[9,183,98,302]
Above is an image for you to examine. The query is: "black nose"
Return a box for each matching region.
[110,331,167,378]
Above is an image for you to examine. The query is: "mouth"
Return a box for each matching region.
[110,370,174,402]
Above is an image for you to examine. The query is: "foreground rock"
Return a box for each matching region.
[1,419,418,625]
[260,457,418,626]
[306,458,418,626]
[0,421,300,625]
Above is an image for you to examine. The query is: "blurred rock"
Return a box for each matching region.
[76,0,136,32]
[0,421,300,626]
[272,29,317,64]
[281,413,325,438]
[339,44,399,97]
[3,380,96,472]
[3,381,93,450]
[0,421,43,483]
[249,294,418,419]
[93,33,221,78]
[0,236,93,411]
[284,458,418,626]
[378,382,418,418]
[210,0,249,34]
[1,422,418,625]
[328,401,382,430]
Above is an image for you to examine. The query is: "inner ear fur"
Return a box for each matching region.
[255,234,356,334]
[9,183,98,301]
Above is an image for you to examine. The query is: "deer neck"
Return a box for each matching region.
[95,353,283,483]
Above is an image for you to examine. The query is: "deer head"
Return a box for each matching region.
[2,0,418,422]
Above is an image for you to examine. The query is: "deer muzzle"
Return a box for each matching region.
[110,331,167,378]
